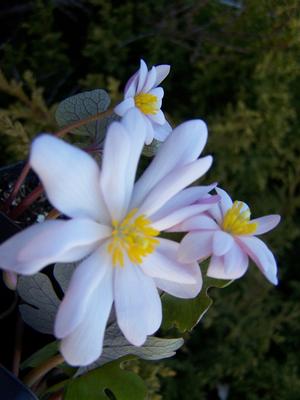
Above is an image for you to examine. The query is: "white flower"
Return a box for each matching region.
[114,59,171,144]
[177,188,280,285]
[0,109,212,366]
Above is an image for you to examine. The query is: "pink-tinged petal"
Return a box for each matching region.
[148,110,166,125]
[215,187,233,216]
[124,71,138,98]
[114,263,162,346]
[100,122,131,220]
[30,135,109,223]
[154,64,170,87]
[60,266,113,366]
[252,215,281,235]
[55,245,111,339]
[114,97,135,116]
[207,203,223,224]
[137,59,148,93]
[151,184,217,222]
[153,120,172,142]
[212,230,234,256]
[149,87,164,99]
[0,219,111,275]
[178,231,213,263]
[141,66,157,93]
[139,156,213,217]
[168,213,220,232]
[152,203,217,231]
[237,236,278,285]
[223,242,249,278]
[207,255,227,279]
[141,238,197,284]
[131,119,209,209]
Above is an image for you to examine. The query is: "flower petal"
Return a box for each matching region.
[60,265,113,366]
[131,119,209,209]
[0,219,111,275]
[137,59,148,93]
[30,134,109,223]
[252,215,281,235]
[124,72,138,98]
[114,97,135,116]
[148,110,166,125]
[215,187,233,216]
[141,66,157,93]
[55,245,111,338]
[139,156,213,217]
[223,242,249,278]
[168,213,220,232]
[154,65,170,87]
[178,231,213,263]
[237,236,278,285]
[114,262,162,346]
[149,87,164,99]
[212,230,234,256]
[141,238,198,284]
[153,120,172,142]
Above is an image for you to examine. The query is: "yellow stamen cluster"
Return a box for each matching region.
[222,201,257,235]
[107,209,160,267]
[134,93,158,115]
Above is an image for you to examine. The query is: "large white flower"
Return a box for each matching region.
[177,188,280,285]
[0,109,212,366]
[114,59,171,144]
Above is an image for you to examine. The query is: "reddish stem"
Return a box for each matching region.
[9,184,43,220]
[3,162,30,212]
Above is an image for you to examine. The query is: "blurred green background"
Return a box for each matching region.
[0,1,299,398]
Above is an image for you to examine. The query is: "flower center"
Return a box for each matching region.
[222,201,258,235]
[107,209,160,267]
[134,93,158,115]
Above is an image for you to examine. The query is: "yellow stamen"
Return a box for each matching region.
[222,201,257,235]
[107,209,160,267]
[134,93,158,115]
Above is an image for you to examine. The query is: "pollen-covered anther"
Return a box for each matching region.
[134,93,158,115]
[222,201,258,235]
[107,209,160,267]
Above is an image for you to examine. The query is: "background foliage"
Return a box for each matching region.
[0,0,299,398]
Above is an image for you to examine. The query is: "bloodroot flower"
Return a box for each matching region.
[114,59,171,144]
[177,188,280,285]
[0,109,212,366]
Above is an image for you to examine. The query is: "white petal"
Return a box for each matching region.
[141,66,157,93]
[170,214,219,232]
[137,59,148,93]
[131,119,208,209]
[114,97,135,116]
[215,187,233,216]
[60,265,113,366]
[141,238,198,284]
[154,65,170,86]
[208,203,223,224]
[55,245,111,338]
[252,215,281,235]
[178,231,213,263]
[114,263,162,346]
[149,87,164,99]
[124,71,138,98]
[207,255,227,279]
[144,115,155,144]
[148,110,166,125]
[237,236,278,285]
[139,156,213,217]
[153,120,172,142]
[223,242,249,278]
[0,219,111,275]
[212,230,234,256]
[100,122,131,220]
[30,135,109,223]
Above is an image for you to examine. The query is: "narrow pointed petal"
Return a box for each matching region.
[223,242,249,278]
[55,246,111,338]
[124,72,138,98]
[114,97,135,116]
[208,203,223,224]
[60,266,113,366]
[141,66,157,93]
[144,116,155,145]
[153,120,172,142]
[115,263,162,346]
[0,219,111,275]
[215,187,233,216]
[141,238,198,284]
[131,119,209,209]
[252,215,281,235]
[154,65,170,86]
[178,231,213,263]
[100,122,131,220]
[30,134,109,223]
[139,156,213,217]
[212,230,234,256]
[168,214,219,232]
[149,87,164,99]
[148,110,166,125]
[237,236,278,285]
[137,59,148,93]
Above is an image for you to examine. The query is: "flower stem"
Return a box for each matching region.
[4,107,114,215]
[23,354,64,388]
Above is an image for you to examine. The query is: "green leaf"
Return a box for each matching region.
[55,89,111,138]
[21,341,59,370]
[64,357,147,400]
[161,264,233,332]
